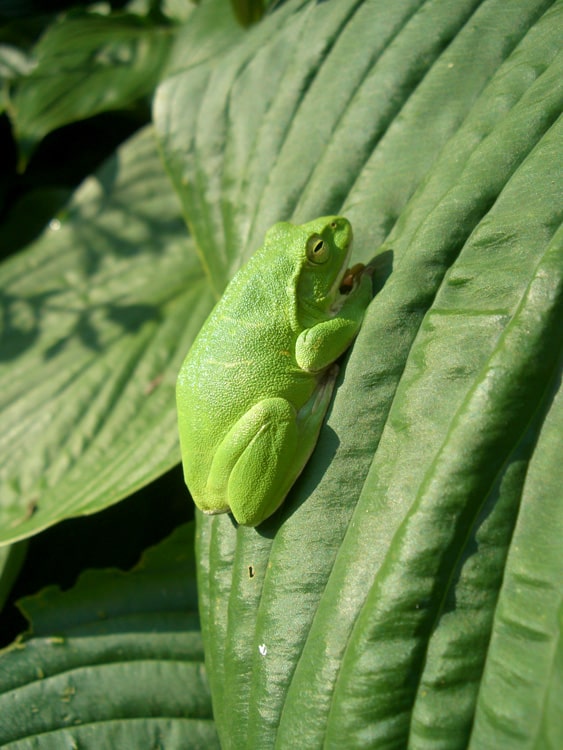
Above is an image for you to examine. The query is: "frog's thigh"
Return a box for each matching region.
[206,397,298,526]
[215,374,337,526]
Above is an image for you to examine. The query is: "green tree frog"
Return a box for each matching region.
[176,216,372,527]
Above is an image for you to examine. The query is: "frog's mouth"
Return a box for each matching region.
[339,263,366,295]
[327,241,353,309]
[328,243,366,315]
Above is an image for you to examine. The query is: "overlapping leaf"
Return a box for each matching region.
[155,0,562,747]
[10,11,173,156]
[0,523,219,749]
[0,542,26,611]
[0,126,214,545]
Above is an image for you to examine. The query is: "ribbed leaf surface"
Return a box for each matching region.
[155,1,562,747]
[0,524,219,749]
[0,126,214,544]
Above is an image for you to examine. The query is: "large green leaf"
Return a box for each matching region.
[10,11,173,156]
[155,0,562,747]
[0,126,214,545]
[470,380,563,749]
[0,43,32,114]
[0,523,219,749]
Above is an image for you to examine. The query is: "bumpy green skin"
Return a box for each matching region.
[176,216,372,526]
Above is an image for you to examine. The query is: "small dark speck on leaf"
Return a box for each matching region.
[144,374,164,395]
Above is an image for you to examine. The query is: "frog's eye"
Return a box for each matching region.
[306,233,329,264]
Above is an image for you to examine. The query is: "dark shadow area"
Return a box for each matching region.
[44,303,161,359]
[0,462,190,647]
[0,288,162,363]
[0,0,128,19]
[0,289,55,360]
[370,247,394,292]
[0,108,149,260]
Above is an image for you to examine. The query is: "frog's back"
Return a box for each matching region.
[176,247,317,506]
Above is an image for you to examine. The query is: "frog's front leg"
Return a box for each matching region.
[296,273,372,373]
[207,371,338,527]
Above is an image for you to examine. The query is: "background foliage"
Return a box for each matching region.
[0,0,561,747]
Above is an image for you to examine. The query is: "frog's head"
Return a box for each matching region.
[294,215,354,320]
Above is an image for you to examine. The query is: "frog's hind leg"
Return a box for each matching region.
[206,397,297,527]
[211,369,338,527]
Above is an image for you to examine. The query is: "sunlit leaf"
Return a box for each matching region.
[0,126,214,545]
[155,0,562,746]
